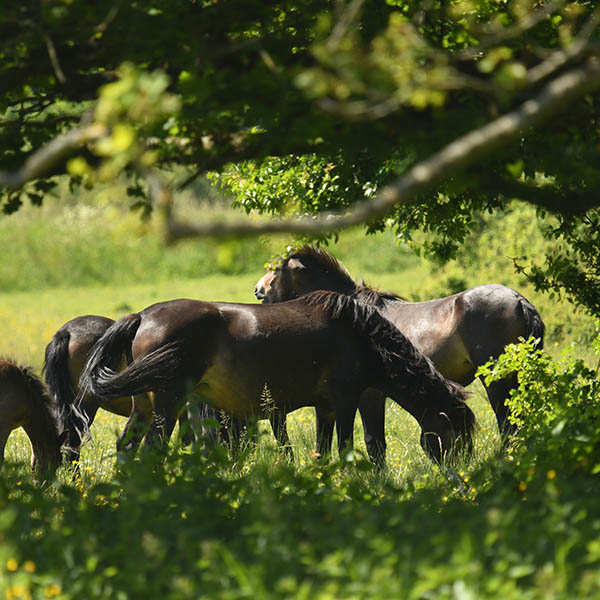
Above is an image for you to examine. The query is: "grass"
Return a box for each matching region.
[2,196,600,598]
[0,266,500,490]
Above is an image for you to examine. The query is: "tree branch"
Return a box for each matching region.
[158,58,600,241]
[485,175,600,216]
[455,0,565,61]
[528,7,600,84]
[0,124,107,190]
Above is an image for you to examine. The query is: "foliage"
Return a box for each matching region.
[515,210,600,316]
[3,2,600,313]
[478,332,600,477]
[1,399,600,599]
[0,249,599,598]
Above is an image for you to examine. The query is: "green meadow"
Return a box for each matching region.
[1,196,600,599]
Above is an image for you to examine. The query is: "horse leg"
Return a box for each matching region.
[334,393,359,460]
[0,426,10,470]
[184,400,221,447]
[480,374,518,441]
[117,394,152,455]
[144,388,183,452]
[358,389,387,468]
[314,405,335,460]
[269,410,293,460]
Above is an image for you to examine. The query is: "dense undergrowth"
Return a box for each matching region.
[1,194,600,598]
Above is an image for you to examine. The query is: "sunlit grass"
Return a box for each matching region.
[3,375,500,504]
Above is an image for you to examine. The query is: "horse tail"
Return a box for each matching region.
[80,314,187,401]
[518,295,545,350]
[43,329,77,429]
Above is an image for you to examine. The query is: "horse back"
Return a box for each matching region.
[381,284,543,383]
[456,284,543,362]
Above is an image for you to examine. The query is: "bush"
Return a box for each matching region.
[477,327,600,477]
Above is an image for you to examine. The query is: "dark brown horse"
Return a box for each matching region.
[0,359,64,479]
[78,291,475,464]
[44,315,230,464]
[254,246,545,461]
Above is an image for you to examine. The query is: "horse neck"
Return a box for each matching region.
[22,407,60,473]
[367,324,453,425]
[312,273,356,296]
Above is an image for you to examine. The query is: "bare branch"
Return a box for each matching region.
[455,0,565,61]
[528,7,600,84]
[160,58,600,241]
[43,30,67,84]
[326,0,366,51]
[0,124,107,190]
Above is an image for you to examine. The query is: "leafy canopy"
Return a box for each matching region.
[2,1,600,312]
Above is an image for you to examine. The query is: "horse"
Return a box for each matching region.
[44,315,237,465]
[77,291,475,465]
[254,245,545,462]
[0,359,64,479]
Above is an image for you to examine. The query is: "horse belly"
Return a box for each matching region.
[427,336,475,385]
[196,358,263,417]
[196,349,328,417]
[390,304,475,384]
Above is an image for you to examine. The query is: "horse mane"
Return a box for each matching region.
[288,246,404,306]
[352,284,403,307]
[300,292,475,439]
[0,358,59,430]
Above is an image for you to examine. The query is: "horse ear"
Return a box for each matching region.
[287,258,305,270]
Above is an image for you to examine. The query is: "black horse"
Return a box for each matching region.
[78,291,475,464]
[254,246,545,462]
[44,315,240,464]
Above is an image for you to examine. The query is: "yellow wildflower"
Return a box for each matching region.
[6,558,18,571]
[23,560,35,573]
[44,584,62,598]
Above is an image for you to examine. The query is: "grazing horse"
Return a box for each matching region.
[78,291,475,464]
[44,316,230,464]
[0,359,64,479]
[254,246,545,461]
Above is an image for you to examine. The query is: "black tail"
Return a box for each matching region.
[79,314,187,401]
[519,295,545,350]
[43,330,77,429]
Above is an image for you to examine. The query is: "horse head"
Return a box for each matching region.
[254,246,356,303]
[419,400,475,464]
[254,257,307,303]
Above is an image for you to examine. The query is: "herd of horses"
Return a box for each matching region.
[1,246,545,481]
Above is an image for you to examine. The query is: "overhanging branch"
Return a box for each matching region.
[160,58,600,241]
[486,176,600,216]
[0,124,106,190]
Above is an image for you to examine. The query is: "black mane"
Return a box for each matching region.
[300,291,475,442]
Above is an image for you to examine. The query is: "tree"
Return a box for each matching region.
[1,1,600,313]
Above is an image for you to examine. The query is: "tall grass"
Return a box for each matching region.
[2,189,600,598]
